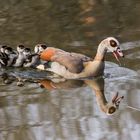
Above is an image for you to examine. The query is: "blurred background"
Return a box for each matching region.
[0,0,140,140]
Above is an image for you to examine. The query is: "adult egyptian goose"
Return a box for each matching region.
[37,37,124,79]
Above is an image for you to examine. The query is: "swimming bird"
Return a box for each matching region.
[0,46,16,67]
[24,44,48,68]
[0,45,7,53]
[13,45,31,67]
[4,47,17,66]
[0,45,8,66]
[34,44,47,54]
[37,37,124,79]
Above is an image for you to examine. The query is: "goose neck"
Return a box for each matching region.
[94,44,107,61]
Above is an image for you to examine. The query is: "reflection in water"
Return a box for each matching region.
[85,79,124,115]
[0,72,124,115]
[39,78,124,115]
[1,71,140,140]
[0,72,124,140]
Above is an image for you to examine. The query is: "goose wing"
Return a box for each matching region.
[40,47,92,73]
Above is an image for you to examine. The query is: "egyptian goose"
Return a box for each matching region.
[13,45,31,67]
[24,44,47,68]
[0,45,7,53]
[34,44,48,54]
[37,37,124,79]
[0,46,16,67]
[4,47,17,66]
[0,45,9,66]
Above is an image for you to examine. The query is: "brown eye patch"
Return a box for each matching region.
[108,106,116,114]
[110,40,117,47]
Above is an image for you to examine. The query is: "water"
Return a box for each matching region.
[0,0,140,140]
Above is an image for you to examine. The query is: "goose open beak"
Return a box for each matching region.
[113,47,124,63]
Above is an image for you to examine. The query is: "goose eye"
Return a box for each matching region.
[110,40,117,47]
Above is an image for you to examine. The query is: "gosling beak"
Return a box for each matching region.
[113,47,124,62]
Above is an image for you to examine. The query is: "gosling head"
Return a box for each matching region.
[4,47,16,55]
[0,45,7,53]
[34,44,47,54]
[23,48,31,58]
[17,45,25,53]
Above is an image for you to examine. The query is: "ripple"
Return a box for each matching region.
[121,40,140,50]
[126,50,140,59]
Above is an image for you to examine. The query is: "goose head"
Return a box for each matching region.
[98,37,124,62]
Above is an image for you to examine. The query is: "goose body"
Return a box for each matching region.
[37,37,124,79]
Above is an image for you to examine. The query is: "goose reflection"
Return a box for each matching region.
[84,78,124,115]
[38,78,85,89]
[38,77,124,115]
[0,72,124,115]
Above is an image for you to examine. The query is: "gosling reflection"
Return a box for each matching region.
[0,72,27,87]
[1,73,14,84]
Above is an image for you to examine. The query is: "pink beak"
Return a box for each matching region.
[113,47,124,62]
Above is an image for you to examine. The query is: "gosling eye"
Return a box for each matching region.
[18,45,25,49]
[40,44,47,49]
[110,40,117,47]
